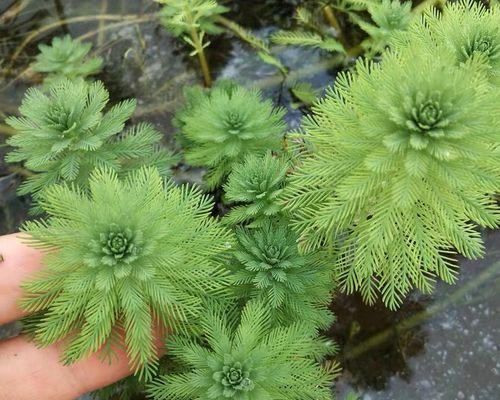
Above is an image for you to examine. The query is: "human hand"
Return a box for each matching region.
[0,233,136,400]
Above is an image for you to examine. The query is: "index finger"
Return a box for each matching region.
[0,233,43,325]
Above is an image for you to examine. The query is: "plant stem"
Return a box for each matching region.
[8,165,34,177]
[0,124,16,136]
[323,5,348,49]
[97,0,108,46]
[412,0,444,14]
[189,28,212,87]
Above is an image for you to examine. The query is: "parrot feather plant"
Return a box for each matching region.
[19,167,234,379]
[404,0,500,86]
[350,0,414,56]
[229,221,335,330]
[5,79,177,211]
[223,152,289,228]
[147,300,337,400]
[175,80,286,189]
[32,35,103,85]
[156,0,229,87]
[283,43,500,309]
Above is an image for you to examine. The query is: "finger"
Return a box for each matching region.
[0,335,132,400]
[0,233,43,324]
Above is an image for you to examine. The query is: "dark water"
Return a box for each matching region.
[0,1,498,399]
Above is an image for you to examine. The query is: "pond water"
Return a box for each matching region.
[0,1,498,399]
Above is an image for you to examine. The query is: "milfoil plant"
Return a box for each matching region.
[32,35,103,85]
[229,221,335,330]
[283,43,500,309]
[405,0,500,86]
[223,152,289,227]
[5,79,177,210]
[147,300,336,400]
[156,0,228,86]
[351,0,414,56]
[175,80,286,189]
[20,167,234,379]
[271,5,346,54]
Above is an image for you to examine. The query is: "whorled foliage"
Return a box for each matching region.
[20,167,234,378]
[32,35,103,84]
[223,152,289,227]
[283,45,500,309]
[229,221,334,329]
[176,80,286,188]
[6,79,177,207]
[147,300,335,400]
[156,0,228,37]
[354,0,413,55]
[271,5,345,54]
[418,0,500,86]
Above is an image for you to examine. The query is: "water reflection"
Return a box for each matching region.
[331,231,500,400]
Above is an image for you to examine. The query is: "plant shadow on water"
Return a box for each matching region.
[0,1,499,399]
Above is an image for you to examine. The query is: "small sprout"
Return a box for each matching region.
[291,82,321,108]
[230,221,335,329]
[223,152,289,227]
[32,35,103,84]
[156,0,228,86]
[271,5,345,54]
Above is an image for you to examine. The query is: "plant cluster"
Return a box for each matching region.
[229,221,334,330]
[351,0,414,56]
[148,300,336,400]
[2,1,500,399]
[400,0,500,86]
[272,0,414,58]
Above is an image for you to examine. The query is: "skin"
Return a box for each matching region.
[0,233,158,400]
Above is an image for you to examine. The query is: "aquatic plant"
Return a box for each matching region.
[6,3,500,400]
[271,5,346,53]
[176,81,286,189]
[352,0,414,55]
[147,300,335,400]
[223,152,289,227]
[32,35,103,84]
[215,17,288,75]
[20,167,233,379]
[412,0,500,85]
[283,45,500,309]
[229,222,334,329]
[275,0,414,57]
[156,0,228,86]
[290,82,321,108]
[5,79,176,207]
